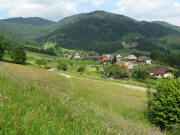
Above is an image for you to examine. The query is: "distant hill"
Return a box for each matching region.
[1,11,180,53]
[0,17,55,44]
[2,17,55,26]
[40,11,179,53]
[152,21,180,32]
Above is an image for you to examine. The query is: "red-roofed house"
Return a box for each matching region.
[115,62,129,71]
[102,56,111,64]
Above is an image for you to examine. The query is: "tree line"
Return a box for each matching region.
[151,50,180,69]
[0,35,26,64]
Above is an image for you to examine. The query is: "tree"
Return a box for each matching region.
[57,62,68,71]
[111,56,117,64]
[174,70,180,79]
[103,64,128,79]
[132,67,149,80]
[0,43,5,61]
[147,79,180,132]
[11,46,26,64]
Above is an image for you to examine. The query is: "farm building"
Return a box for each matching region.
[149,66,172,78]
[124,62,135,70]
[63,53,73,59]
[101,54,113,64]
[125,55,137,62]
[137,56,152,65]
[73,53,83,60]
[116,54,123,62]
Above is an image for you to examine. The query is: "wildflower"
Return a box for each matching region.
[107,128,111,134]
[64,114,68,121]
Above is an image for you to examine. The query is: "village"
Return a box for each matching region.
[62,52,173,79]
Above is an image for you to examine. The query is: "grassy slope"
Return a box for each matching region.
[42,42,76,53]
[0,62,164,135]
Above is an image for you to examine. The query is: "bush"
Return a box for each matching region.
[95,65,100,73]
[57,62,68,71]
[103,64,128,79]
[147,79,180,132]
[77,66,86,72]
[36,59,48,67]
[10,45,26,64]
[132,67,149,80]
[174,70,180,79]
[69,61,74,67]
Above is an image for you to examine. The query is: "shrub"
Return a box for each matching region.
[36,59,48,67]
[10,45,26,64]
[132,67,149,80]
[147,79,180,132]
[77,66,86,72]
[95,65,100,73]
[69,61,74,67]
[57,62,68,71]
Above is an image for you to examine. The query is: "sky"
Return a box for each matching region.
[0,0,180,26]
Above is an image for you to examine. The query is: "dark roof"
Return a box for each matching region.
[137,56,150,62]
[150,66,171,75]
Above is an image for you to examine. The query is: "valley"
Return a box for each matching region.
[0,10,180,135]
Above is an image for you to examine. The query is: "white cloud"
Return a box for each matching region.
[114,0,180,26]
[0,0,180,26]
[0,0,84,21]
[91,0,106,7]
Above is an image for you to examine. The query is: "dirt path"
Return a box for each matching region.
[57,72,150,92]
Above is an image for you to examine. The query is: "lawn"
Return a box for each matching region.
[43,42,56,50]
[0,62,164,135]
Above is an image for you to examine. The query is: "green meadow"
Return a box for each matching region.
[0,62,165,135]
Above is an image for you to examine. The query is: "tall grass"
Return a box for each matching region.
[0,62,165,135]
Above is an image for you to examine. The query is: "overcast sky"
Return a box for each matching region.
[0,0,180,26]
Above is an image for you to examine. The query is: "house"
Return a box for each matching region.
[102,56,111,64]
[88,54,101,61]
[124,62,134,70]
[115,62,129,71]
[63,53,73,59]
[125,55,137,62]
[116,54,123,62]
[149,66,172,78]
[101,54,113,64]
[137,56,152,65]
[73,53,83,60]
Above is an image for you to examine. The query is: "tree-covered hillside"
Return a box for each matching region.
[0,17,55,45]
[153,21,180,32]
[1,11,180,54]
[41,11,180,53]
[2,17,55,26]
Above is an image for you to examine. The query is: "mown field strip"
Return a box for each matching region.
[57,72,148,92]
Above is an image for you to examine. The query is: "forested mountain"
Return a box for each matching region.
[40,11,180,53]
[0,17,55,45]
[2,17,55,26]
[153,21,180,32]
[1,11,180,53]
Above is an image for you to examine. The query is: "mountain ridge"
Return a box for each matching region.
[40,11,179,53]
[0,11,180,53]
